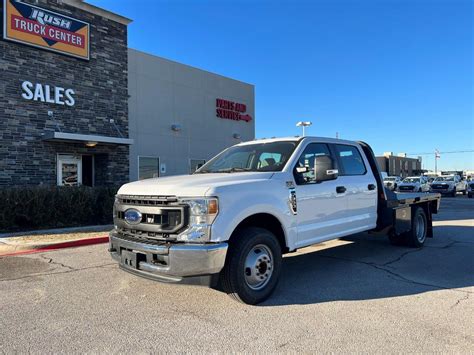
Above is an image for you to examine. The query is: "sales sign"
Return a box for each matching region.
[3,0,90,60]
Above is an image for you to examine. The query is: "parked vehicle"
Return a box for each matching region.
[431,175,468,197]
[383,176,402,191]
[468,181,474,198]
[397,176,430,192]
[109,137,441,304]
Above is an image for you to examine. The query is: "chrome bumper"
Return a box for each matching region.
[109,232,228,283]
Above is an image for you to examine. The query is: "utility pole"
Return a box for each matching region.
[336,132,339,139]
[296,121,312,136]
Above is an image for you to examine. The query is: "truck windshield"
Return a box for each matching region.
[195,141,298,173]
[435,176,454,181]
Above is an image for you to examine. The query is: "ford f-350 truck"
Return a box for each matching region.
[109,137,441,304]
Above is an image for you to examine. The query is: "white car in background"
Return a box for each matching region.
[383,176,402,191]
[397,176,430,193]
[430,175,467,197]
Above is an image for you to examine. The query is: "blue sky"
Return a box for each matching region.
[90,0,473,171]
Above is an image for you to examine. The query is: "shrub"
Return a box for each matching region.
[0,186,118,233]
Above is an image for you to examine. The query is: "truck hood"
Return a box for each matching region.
[117,172,274,197]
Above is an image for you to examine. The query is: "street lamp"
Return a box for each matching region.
[296,121,312,136]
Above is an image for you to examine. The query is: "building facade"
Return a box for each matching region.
[128,49,255,180]
[1,0,255,187]
[0,0,132,187]
[376,153,422,178]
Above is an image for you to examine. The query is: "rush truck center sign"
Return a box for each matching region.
[3,0,90,60]
[216,98,252,122]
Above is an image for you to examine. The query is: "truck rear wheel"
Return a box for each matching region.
[389,207,427,248]
[220,227,282,305]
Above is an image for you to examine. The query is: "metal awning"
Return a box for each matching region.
[42,132,134,145]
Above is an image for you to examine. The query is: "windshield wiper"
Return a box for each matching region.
[216,167,252,173]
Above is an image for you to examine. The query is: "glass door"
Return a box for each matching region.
[57,155,82,186]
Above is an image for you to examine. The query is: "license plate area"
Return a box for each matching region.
[121,250,140,269]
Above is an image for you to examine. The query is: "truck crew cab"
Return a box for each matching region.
[109,137,441,304]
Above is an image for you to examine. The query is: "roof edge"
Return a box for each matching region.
[60,0,132,25]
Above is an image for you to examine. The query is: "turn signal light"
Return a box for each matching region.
[208,199,218,215]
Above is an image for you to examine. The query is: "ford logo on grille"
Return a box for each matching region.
[124,209,142,225]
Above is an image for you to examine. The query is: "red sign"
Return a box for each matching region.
[216,98,252,122]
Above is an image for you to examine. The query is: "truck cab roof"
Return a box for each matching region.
[238,136,359,146]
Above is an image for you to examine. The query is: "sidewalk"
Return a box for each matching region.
[0,225,112,256]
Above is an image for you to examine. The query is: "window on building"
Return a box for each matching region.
[57,155,82,186]
[334,144,366,175]
[138,156,159,180]
[190,159,206,173]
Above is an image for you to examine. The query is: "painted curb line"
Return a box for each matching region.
[0,236,109,257]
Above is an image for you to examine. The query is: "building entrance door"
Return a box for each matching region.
[57,155,82,186]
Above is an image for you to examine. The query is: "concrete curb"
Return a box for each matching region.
[0,235,109,257]
[0,225,113,239]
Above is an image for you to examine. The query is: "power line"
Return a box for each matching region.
[405,150,474,156]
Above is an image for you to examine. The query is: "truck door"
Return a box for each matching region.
[293,143,350,247]
[331,143,378,232]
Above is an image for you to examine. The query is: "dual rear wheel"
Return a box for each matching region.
[388,207,428,248]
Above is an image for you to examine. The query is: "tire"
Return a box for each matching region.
[407,207,428,247]
[388,207,428,248]
[451,188,456,197]
[220,227,282,305]
[462,189,467,195]
[468,193,473,198]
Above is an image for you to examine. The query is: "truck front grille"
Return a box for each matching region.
[114,195,189,237]
[431,184,449,190]
[399,186,414,191]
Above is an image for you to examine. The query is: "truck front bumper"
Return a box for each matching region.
[109,232,228,284]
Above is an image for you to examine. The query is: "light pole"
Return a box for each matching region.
[296,121,312,136]
[435,149,440,173]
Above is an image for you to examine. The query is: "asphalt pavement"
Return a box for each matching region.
[1,196,473,352]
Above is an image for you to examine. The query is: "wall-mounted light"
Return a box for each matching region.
[85,141,98,147]
[171,124,182,132]
[233,133,241,139]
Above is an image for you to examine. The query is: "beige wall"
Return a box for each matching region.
[128,48,255,180]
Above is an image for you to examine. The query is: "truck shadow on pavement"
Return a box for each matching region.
[262,224,474,307]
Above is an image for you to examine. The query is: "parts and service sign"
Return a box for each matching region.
[3,0,90,60]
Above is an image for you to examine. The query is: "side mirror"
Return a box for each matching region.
[314,155,338,182]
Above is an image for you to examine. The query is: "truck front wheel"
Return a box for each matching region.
[220,227,282,305]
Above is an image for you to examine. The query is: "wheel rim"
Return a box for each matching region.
[244,244,274,291]
[415,213,426,243]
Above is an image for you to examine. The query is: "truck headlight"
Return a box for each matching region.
[177,198,218,242]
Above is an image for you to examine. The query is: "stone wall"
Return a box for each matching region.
[0,0,129,186]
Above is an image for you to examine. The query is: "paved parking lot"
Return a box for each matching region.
[1,196,473,352]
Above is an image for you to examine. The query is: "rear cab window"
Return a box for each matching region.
[333,144,367,176]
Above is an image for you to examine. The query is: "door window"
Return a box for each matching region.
[57,155,82,186]
[293,143,332,185]
[138,157,159,180]
[334,144,366,176]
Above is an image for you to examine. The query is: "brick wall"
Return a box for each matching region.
[0,0,129,186]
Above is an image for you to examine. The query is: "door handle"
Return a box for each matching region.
[368,184,376,191]
[336,186,346,194]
